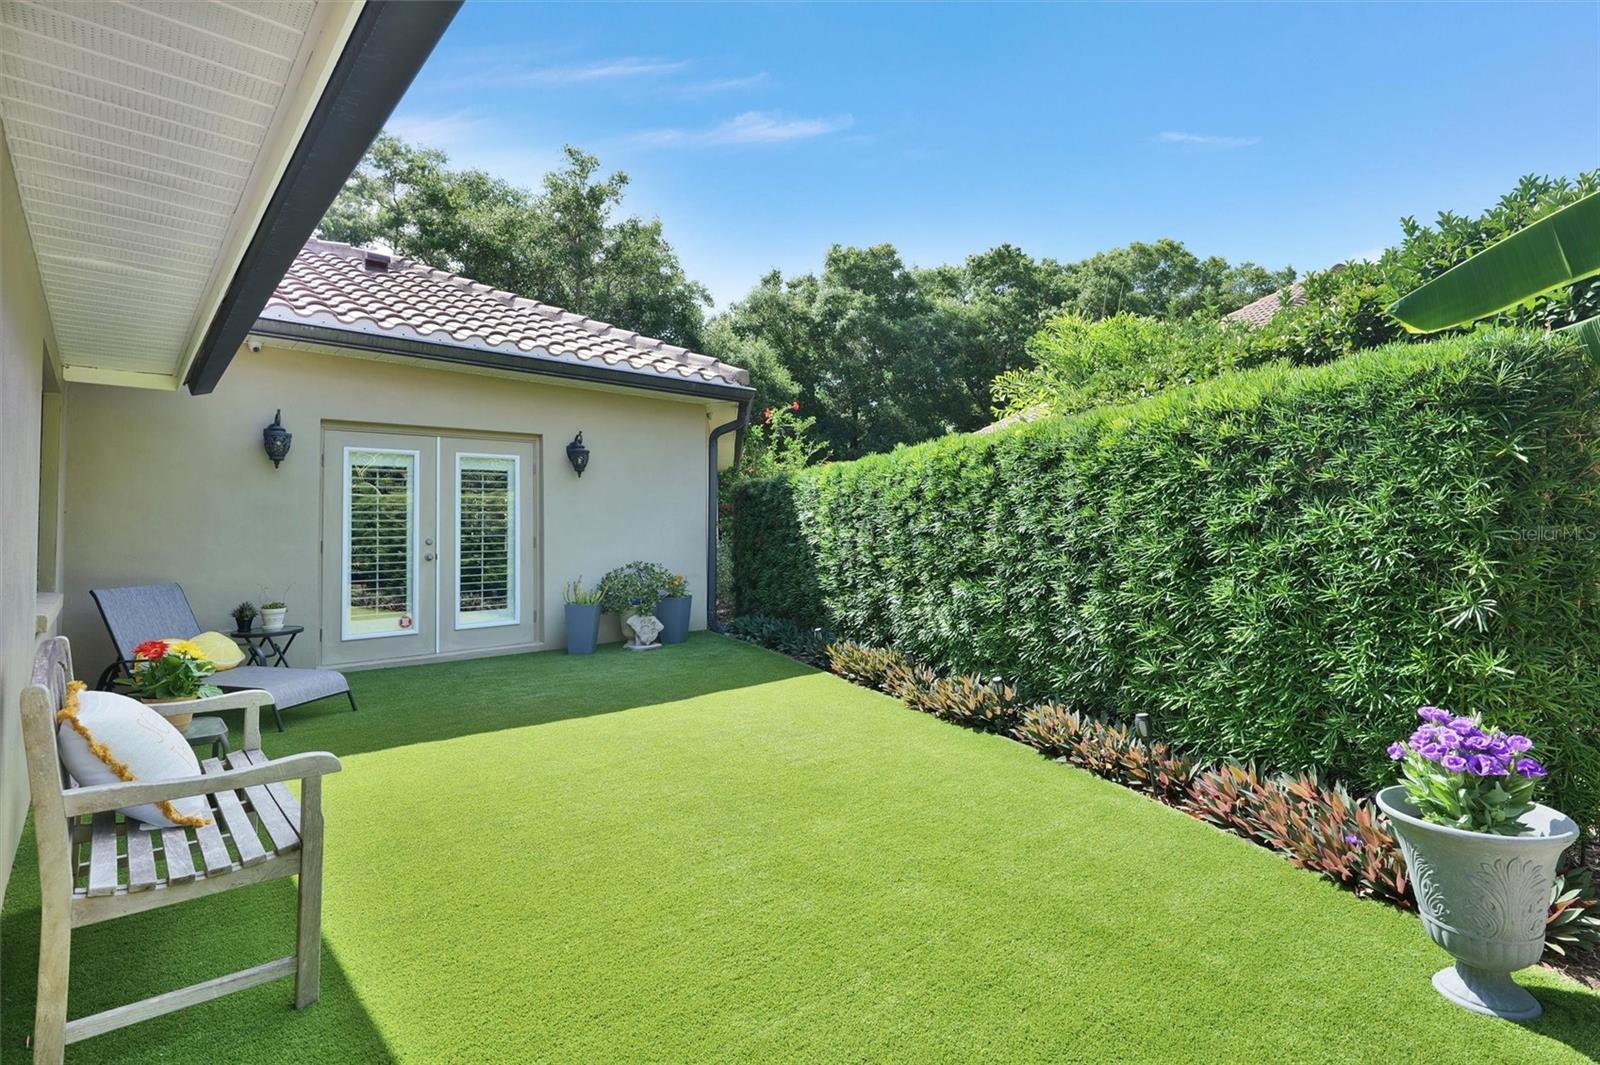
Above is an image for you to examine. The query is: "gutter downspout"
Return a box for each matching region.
[707,399,752,633]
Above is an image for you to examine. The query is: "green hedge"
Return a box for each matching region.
[732,330,1600,824]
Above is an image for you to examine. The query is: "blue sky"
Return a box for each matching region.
[389,1,1600,309]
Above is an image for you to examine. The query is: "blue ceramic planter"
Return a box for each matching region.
[564,602,602,655]
[655,596,691,644]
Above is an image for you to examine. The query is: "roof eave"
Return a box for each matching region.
[248,318,756,403]
[184,1,462,396]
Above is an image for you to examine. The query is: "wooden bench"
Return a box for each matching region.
[20,636,342,1064]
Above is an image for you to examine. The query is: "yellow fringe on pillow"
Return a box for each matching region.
[58,681,212,828]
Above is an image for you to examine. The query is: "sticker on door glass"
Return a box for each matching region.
[398,615,414,630]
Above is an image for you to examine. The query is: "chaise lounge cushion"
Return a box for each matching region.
[183,631,246,671]
[56,686,213,829]
[216,666,349,709]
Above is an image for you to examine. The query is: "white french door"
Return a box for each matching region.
[322,429,538,666]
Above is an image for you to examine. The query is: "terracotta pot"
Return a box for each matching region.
[1376,785,1578,1019]
[142,696,197,730]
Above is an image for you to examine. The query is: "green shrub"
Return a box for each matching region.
[992,312,1270,419]
[725,614,832,667]
[732,330,1600,824]
[597,561,675,616]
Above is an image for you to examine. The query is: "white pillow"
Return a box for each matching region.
[57,685,212,829]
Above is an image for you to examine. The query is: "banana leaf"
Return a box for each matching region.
[1389,190,1600,332]
[1564,315,1600,358]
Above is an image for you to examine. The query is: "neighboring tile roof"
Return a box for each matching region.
[1223,282,1307,328]
[258,239,749,391]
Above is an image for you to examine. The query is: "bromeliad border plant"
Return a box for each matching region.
[119,639,222,702]
[804,633,1595,963]
[1386,706,1547,835]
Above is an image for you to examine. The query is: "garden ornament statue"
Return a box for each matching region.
[624,612,663,651]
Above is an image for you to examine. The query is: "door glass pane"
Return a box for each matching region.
[345,449,417,638]
[457,454,517,627]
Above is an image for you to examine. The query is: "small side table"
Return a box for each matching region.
[230,625,305,668]
[180,716,231,760]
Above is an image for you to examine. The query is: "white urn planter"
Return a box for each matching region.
[260,607,288,631]
[1377,785,1578,1020]
[622,612,663,651]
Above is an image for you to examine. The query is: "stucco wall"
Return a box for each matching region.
[61,343,737,672]
[0,131,58,902]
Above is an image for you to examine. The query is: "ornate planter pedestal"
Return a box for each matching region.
[1376,785,1578,1020]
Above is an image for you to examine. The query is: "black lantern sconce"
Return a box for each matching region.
[262,410,292,468]
[566,431,591,477]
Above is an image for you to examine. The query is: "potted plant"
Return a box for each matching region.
[230,600,258,632]
[260,600,288,631]
[563,578,603,655]
[118,639,223,729]
[1376,707,1578,1020]
[597,562,673,651]
[655,573,692,645]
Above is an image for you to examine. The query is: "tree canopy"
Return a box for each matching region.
[319,135,711,348]
[319,134,1299,458]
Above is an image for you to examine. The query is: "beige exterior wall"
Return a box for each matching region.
[61,342,739,672]
[0,130,62,903]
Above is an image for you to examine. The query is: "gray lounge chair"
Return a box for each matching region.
[91,583,356,731]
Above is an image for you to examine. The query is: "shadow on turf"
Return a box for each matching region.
[246,632,820,760]
[0,854,395,1064]
[1519,982,1600,1060]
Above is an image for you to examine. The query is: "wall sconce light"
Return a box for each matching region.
[566,431,590,477]
[262,409,292,468]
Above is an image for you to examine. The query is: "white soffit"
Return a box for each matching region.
[0,0,364,388]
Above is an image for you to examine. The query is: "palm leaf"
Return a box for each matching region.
[1389,190,1600,332]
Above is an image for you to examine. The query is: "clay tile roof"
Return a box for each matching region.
[259,239,750,391]
[1223,282,1307,329]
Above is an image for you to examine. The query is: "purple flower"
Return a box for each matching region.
[1343,833,1360,845]
[1417,706,1451,723]
[1448,717,1476,733]
[1507,735,1533,754]
[1439,729,1463,748]
[1516,758,1547,779]
[1441,753,1469,773]
[1465,754,1503,777]
[1411,726,1439,746]
[1387,742,1407,761]
[1418,742,1447,762]
[1462,733,1491,751]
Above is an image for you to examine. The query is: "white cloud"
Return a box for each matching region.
[631,111,854,148]
[471,57,690,87]
[1153,130,1261,148]
[677,72,771,96]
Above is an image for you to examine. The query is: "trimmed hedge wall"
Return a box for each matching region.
[732,330,1600,824]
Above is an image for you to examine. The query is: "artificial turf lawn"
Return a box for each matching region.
[4,634,1600,1063]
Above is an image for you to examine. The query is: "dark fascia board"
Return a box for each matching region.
[184,1,462,395]
[249,319,757,404]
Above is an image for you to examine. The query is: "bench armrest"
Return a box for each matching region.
[61,751,342,818]
[142,688,273,751]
